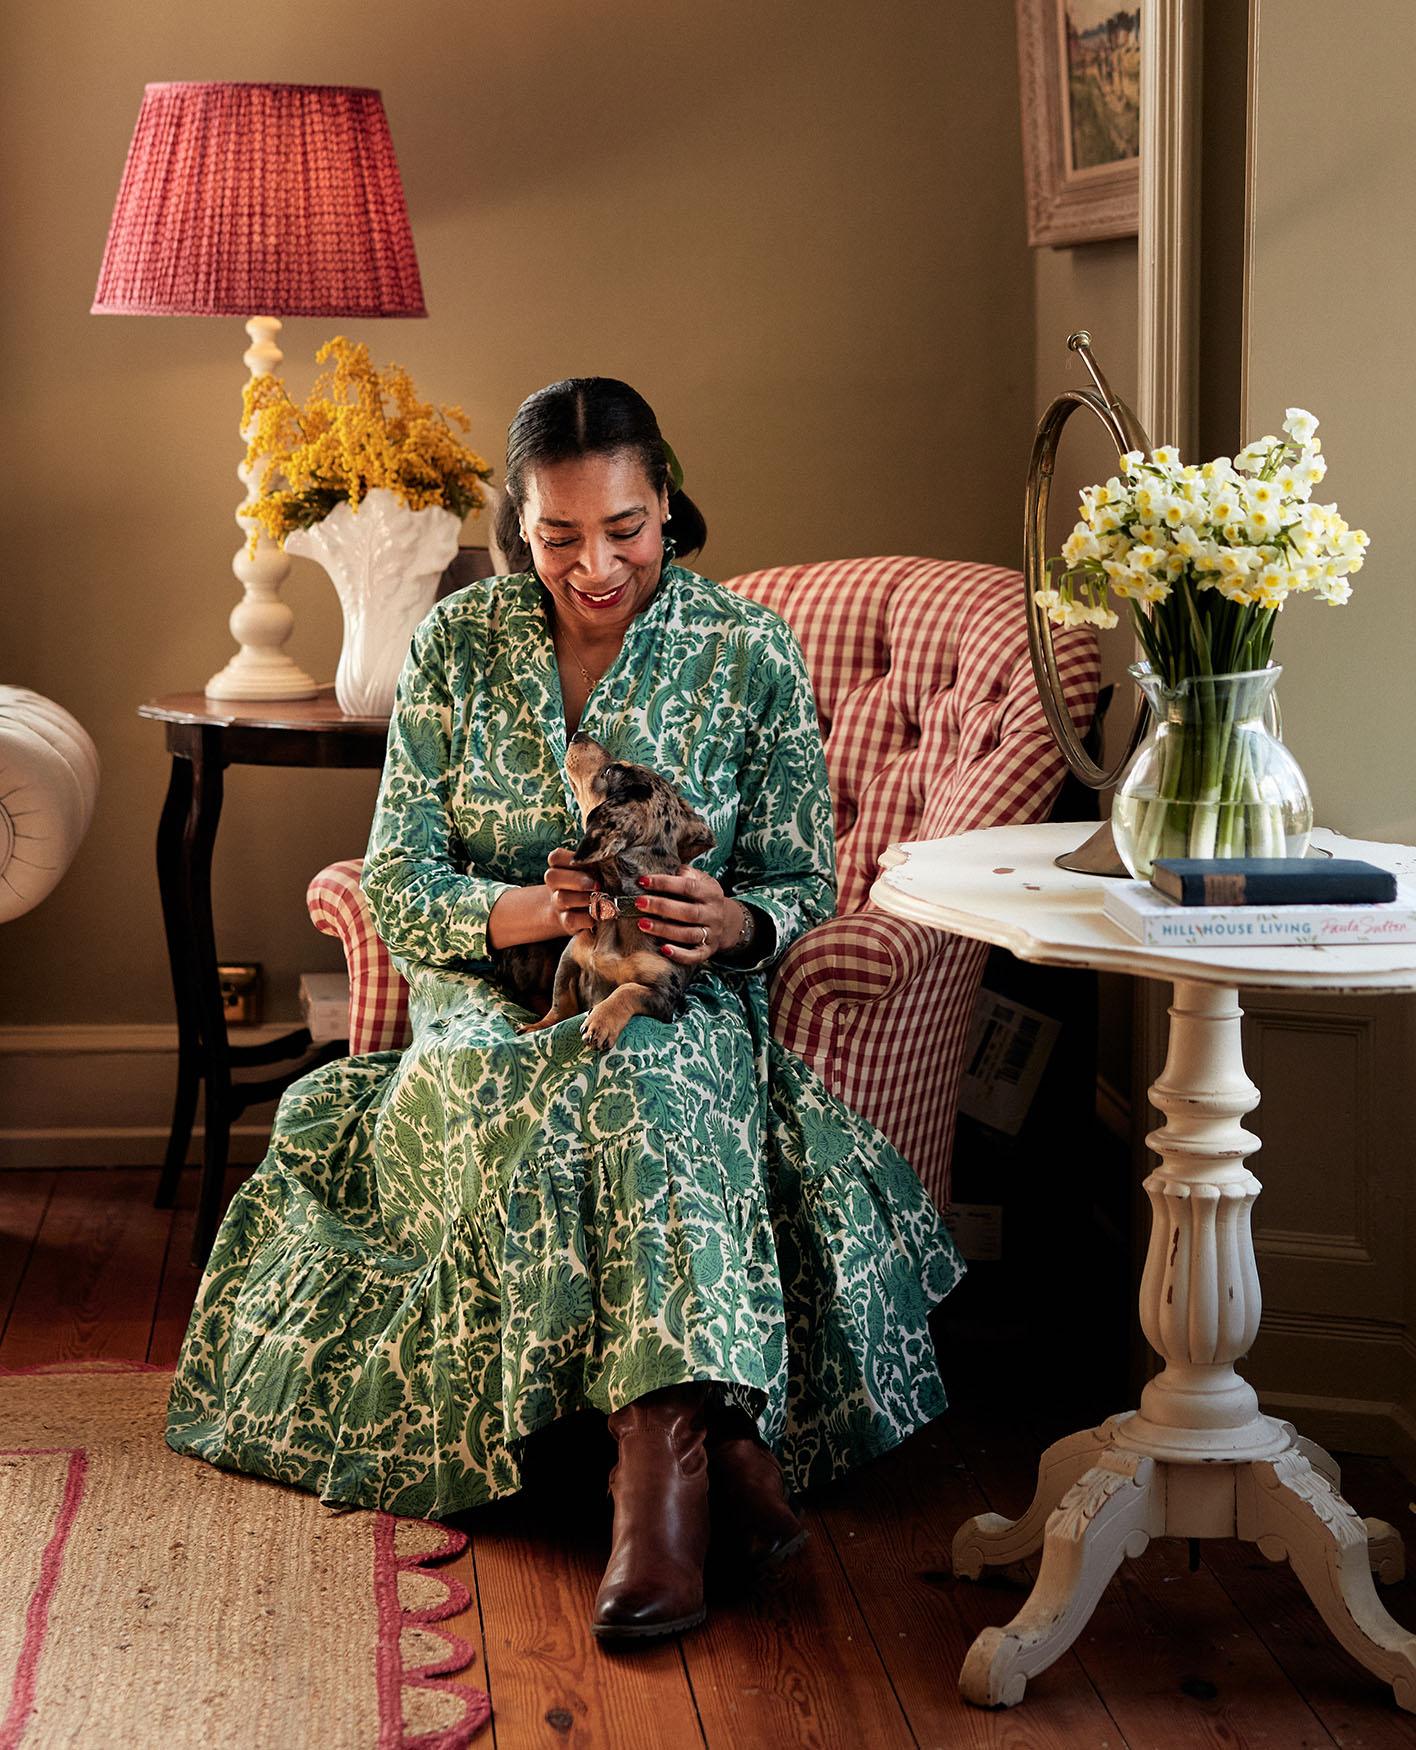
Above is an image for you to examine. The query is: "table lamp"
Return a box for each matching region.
[91,81,428,700]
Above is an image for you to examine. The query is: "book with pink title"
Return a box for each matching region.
[1102,880,1416,947]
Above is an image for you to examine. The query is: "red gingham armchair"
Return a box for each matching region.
[307,556,1098,1210]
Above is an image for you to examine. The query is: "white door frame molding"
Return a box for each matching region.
[1136,0,1202,453]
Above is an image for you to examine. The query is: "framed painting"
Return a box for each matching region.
[1017,0,1141,246]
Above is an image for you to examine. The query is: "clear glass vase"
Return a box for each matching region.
[1111,664,1313,880]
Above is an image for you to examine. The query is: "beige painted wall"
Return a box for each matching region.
[1238,0,1416,1468]
[2,0,1035,1027]
[1244,0,1416,845]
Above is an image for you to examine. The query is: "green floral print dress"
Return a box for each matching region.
[166,565,964,1520]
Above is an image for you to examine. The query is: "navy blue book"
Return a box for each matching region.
[1151,857,1397,907]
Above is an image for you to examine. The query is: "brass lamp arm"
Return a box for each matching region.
[1024,332,1151,791]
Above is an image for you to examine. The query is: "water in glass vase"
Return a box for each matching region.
[1111,665,1313,880]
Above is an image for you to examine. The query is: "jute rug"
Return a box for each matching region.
[0,1364,490,1749]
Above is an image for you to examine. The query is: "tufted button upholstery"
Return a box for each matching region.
[722,555,1098,917]
[309,554,1099,1211]
[720,555,1098,1203]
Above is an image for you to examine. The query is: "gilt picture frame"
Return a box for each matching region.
[1017,0,1141,247]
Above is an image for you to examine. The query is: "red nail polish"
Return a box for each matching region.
[638,877,650,888]
[635,896,648,909]
[661,944,673,956]
[639,920,652,931]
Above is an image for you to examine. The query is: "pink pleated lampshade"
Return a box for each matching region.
[91,82,427,318]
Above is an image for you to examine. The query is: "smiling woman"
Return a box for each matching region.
[165,374,964,1648]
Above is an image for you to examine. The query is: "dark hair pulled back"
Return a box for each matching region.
[494,376,707,575]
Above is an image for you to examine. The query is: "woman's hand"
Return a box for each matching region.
[544,847,599,936]
[634,866,743,963]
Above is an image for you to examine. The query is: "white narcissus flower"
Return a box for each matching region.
[1218,546,1258,579]
[1033,587,1064,624]
[1254,562,1292,606]
[1283,407,1319,445]
[1054,406,1362,636]
[1062,524,1101,566]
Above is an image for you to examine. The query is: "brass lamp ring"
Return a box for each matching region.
[1024,334,1152,793]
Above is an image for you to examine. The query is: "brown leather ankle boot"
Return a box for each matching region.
[592,1383,710,1639]
[707,1401,808,1571]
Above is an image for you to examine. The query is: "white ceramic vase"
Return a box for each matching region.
[285,487,461,716]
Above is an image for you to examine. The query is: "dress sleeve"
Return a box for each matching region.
[722,622,837,973]
[361,611,516,968]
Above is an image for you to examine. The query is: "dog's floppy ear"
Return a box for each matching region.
[572,802,634,867]
[675,804,715,865]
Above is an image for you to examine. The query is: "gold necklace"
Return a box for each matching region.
[551,607,606,692]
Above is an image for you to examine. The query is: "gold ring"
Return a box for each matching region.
[700,926,709,947]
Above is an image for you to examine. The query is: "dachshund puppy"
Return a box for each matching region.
[515,732,715,1050]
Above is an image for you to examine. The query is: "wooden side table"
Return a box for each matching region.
[138,688,389,1266]
[873,821,1416,1712]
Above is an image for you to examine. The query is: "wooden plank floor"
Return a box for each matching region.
[6,1163,1416,1749]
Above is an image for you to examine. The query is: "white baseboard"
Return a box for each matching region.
[0,1022,307,1171]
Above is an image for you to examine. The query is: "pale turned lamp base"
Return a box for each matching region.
[951,980,1416,1711]
[205,315,317,703]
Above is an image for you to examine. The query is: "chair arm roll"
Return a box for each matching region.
[772,907,946,1009]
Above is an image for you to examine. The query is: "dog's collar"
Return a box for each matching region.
[588,892,642,923]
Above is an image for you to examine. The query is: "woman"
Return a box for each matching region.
[167,377,963,1640]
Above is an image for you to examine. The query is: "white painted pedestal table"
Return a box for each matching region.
[872,820,1416,1711]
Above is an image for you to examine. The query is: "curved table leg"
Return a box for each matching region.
[953,1420,1119,1577]
[185,732,229,1267]
[153,754,198,1209]
[960,1452,1159,1708]
[1241,1451,1416,1710]
[1280,1424,1404,1582]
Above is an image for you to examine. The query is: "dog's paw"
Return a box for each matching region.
[580,1011,620,1052]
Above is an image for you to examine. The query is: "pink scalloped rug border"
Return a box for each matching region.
[0,1447,86,1750]
[0,1360,492,1747]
